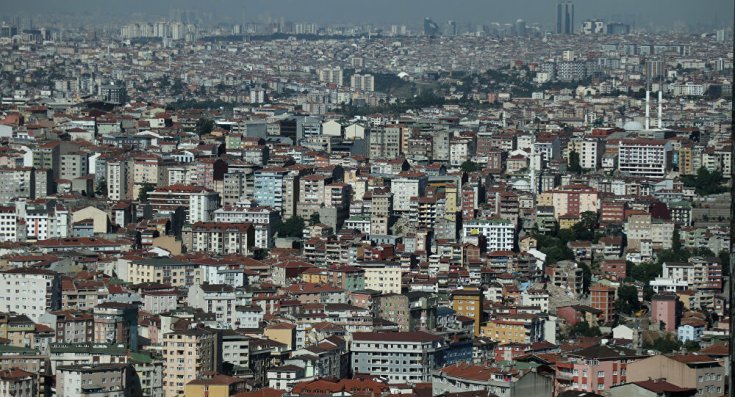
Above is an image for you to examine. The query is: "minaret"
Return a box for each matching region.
[645,90,650,130]
[657,90,663,129]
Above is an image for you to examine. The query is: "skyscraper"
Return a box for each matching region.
[423,17,439,36]
[556,1,575,35]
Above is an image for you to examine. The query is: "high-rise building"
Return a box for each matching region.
[423,17,439,36]
[556,1,575,35]
[350,74,375,92]
[317,67,343,86]
[515,19,527,36]
[581,19,605,35]
[162,329,219,397]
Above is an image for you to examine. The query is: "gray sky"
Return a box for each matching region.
[4,0,733,29]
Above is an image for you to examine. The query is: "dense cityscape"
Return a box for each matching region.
[0,1,732,397]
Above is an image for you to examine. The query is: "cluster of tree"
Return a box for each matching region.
[568,321,602,338]
[460,160,481,173]
[195,118,215,136]
[568,150,583,174]
[642,334,700,354]
[614,284,642,315]
[681,167,727,196]
[138,182,155,202]
[275,216,306,238]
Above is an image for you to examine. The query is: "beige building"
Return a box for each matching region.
[357,262,402,294]
[126,258,201,287]
[624,213,674,250]
[626,354,725,397]
[133,154,166,199]
[163,329,219,397]
[537,184,598,219]
[71,206,110,234]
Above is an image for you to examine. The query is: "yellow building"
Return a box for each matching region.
[263,323,296,350]
[301,268,329,284]
[450,289,484,336]
[558,214,579,230]
[480,319,528,344]
[185,374,247,397]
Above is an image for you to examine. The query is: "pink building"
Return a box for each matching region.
[651,293,679,332]
[555,345,646,394]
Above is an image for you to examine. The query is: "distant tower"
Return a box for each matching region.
[556,1,574,34]
[424,17,439,36]
[515,19,527,37]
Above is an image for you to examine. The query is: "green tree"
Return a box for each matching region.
[672,228,682,252]
[627,262,662,284]
[95,177,108,197]
[309,212,321,225]
[578,262,592,294]
[461,160,481,173]
[568,150,583,174]
[569,321,602,337]
[681,167,727,196]
[683,340,700,351]
[138,182,155,202]
[275,216,306,238]
[643,334,681,353]
[195,118,215,136]
[614,285,641,315]
[718,250,730,277]
[572,211,598,241]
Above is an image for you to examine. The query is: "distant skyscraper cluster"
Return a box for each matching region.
[556,0,575,35]
[120,21,198,41]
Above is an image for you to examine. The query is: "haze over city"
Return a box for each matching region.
[0,1,731,397]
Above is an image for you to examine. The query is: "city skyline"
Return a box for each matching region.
[2,0,733,31]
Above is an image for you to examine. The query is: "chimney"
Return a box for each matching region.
[657,90,663,129]
[645,90,650,130]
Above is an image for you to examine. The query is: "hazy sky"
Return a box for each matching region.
[4,0,733,29]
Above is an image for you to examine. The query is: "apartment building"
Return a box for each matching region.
[56,363,131,397]
[0,368,36,397]
[627,354,725,397]
[0,268,61,323]
[351,331,446,384]
[356,262,402,294]
[618,139,671,178]
[187,283,238,325]
[182,222,255,256]
[391,173,428,212]
[462,218,515,252]
[213,205,280,249]
[253,167,290,213]
[162,329,219,397]
[126,257,202,287]
[147,185,219,223]
[537,184,598,219]
[567,138,603,170]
